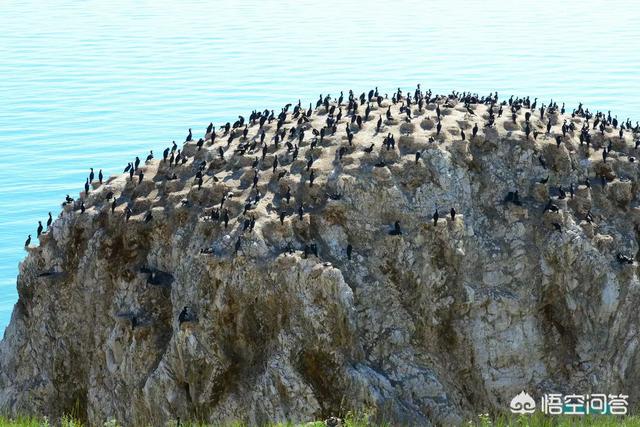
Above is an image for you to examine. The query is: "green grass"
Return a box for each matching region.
[1,412,640,427]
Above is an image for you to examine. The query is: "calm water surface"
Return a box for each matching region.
[1,0,639,332]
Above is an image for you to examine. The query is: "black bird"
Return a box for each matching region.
[223,209,229,228]
[80,202,85,213]
[280,210,286,225]
[539,176,549,184]
[436,121,442,135]
[461,129,466,141]
[186,128,192,142]
[347,244,352,261]
[415,151,421,163]
[111,199,117,213]
[389,221,402,236]
[298,204,304,220]
[24,235,31,248]
[125,207,132,221]
[472,123,478,139]
[146,151,153,162]
[138,172,144,184]
[376,116,382,132]
[98,169,103,184]
[309,170,315,187]
[84,179,90,195]
[134,156,140,170]
[144,211,153,223]
[450,207,456,221]
[47,212,52,228]
[235,238,242,255]
[432,209,439,226]
[89,168,95,183]
[178,306,194,324]
[37,221,43,237]
[364,143,374,153]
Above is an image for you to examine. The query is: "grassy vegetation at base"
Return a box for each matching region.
[1,412,640,426]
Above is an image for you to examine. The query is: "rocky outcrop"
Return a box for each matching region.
[1,91,640,426]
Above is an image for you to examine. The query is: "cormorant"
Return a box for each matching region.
[84,179,90,195]
[24,235,31,248]
[309,170,315,187]
[450,207,456,221]
[347,244,352,260]
[433,209,439,226]
[37,221,43,237]
[146,151,153,162]
[415,151,421,163]
[80,202,85,213]
[364,144,374,153]
[223,209,229,228]
[472,123,478,138]
[235,237,241,255]
[111,199,116,213]
[98,169,103,184]
[134,156,140,170]
[186,128,192,142]
[89,168,94,183]
[389,221,402,236]
[47,212,52,228]
[298,204,304,220]
[178,306,194,324]
[125,207,132,221]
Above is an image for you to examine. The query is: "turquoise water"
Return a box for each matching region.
[1,0,639,332]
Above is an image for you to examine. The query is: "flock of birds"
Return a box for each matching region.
[23,85,640,265]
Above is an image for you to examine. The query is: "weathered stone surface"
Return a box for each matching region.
[1,93,640,426]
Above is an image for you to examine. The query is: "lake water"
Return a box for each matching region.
[1,0,639,333]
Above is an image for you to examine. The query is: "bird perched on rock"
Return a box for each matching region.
[389,221,402,236]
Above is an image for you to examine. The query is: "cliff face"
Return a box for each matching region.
[2,91,640,426]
